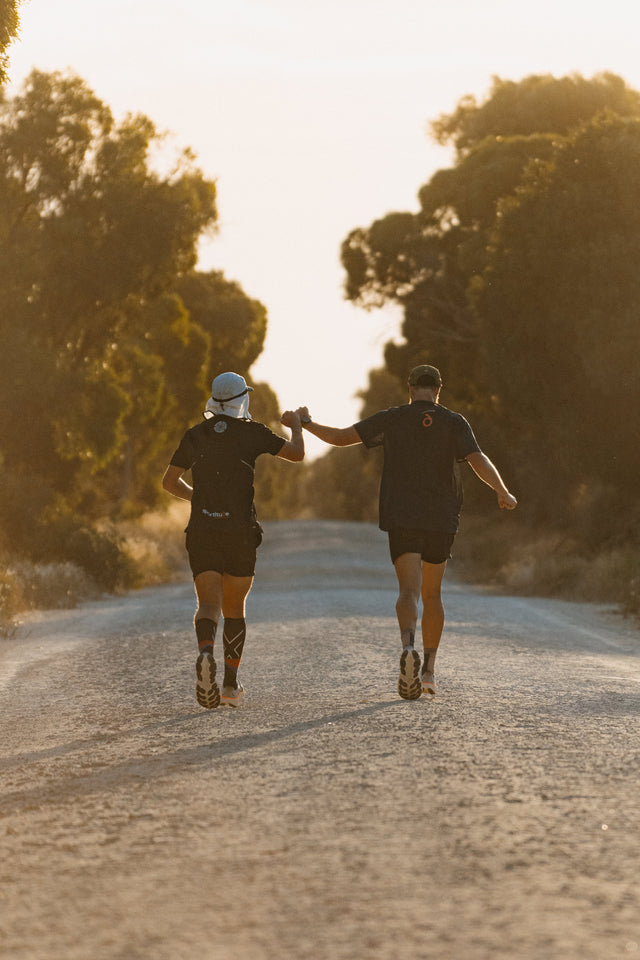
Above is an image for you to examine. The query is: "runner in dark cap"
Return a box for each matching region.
[296,363,517,700]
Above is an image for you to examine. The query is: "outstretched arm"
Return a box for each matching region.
[294,407,362,447]
[277,410,305,462]
[465,452,518,510]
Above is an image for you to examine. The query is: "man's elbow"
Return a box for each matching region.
[162,468,181,494]
[279,447,305,463]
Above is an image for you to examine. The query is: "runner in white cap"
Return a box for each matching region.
[163,373,304,709]
[205,371,254,420]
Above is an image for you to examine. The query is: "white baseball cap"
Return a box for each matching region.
[210,372,253,402]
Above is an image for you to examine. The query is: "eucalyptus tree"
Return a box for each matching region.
[476,113,640,528]
[0,70,271,576]
[341,73,640,406]
[0,0,20,84]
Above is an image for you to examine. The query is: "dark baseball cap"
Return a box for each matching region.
[408,364,442,387]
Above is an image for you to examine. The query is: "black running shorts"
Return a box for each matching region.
[185,523,262,578]
[388,527,455,565]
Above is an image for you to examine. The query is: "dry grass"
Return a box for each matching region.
[0,558,100,639]
[114,500,190,587]
[2,507,638,638]
[455,515,640,618]
[0,501,190,638]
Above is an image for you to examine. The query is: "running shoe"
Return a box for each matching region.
[195,652,220,709]
[220,683,245,707]
[398,647,422,700]
[421,670,437,696]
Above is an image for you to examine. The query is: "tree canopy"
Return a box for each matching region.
[0,0,20,84]
[0,70,275,580]
[342,73,640,395]
[477,113,640,519]
[430,72,640,155]
[339,72,640,543]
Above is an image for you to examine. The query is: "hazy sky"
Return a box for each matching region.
[7,0,640,455]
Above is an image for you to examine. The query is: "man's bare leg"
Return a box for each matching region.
[193,570,224,709]
[394,552,422,646]
[221,573,253,619]
[194,570,223,651]
[420,560,447,694]
[393,553,423,699]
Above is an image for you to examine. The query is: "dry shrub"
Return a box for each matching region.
[12,561,99,610]
[0,566,24,622]
[498,539,640,606]
[0,503,189,632]
[113,500,190,587]
[455,515,640,618]
[453,514,525,583]
[0,559,100,638]
[579,546,640,606]
[498,536,588,596]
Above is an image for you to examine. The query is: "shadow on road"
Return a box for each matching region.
[0,698,407,813]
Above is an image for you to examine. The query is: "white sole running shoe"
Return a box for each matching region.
[421,671,437,695]
[195,652,220,709]
[398,647,422,700]
[220,683,245,707]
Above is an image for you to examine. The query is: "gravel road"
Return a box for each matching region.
[1,520,639,960]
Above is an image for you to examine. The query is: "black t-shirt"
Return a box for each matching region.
[170,416,285,530]
[354,401,481,533]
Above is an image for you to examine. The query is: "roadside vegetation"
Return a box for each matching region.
[0,8,301,635]
[1,7,638,634]
[316,71,640,623]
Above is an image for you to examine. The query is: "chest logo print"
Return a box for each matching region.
[214,421,228,433]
